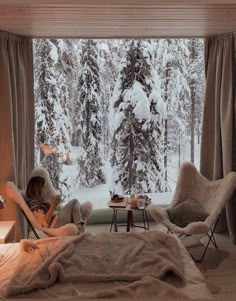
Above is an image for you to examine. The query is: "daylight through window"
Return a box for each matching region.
[33,39,204,209]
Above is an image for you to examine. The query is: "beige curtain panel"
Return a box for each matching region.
[201,33,236,243]
[0,31,34,241]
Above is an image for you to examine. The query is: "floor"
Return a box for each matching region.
[86,221,236,300]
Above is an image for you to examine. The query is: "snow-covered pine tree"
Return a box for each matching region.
[70,39,84,146]
[77,40,105,187]
[41,153,61,191]
[155,39,190,171]
[194,39,204,145]
[56,39,77,154]
[187,39,204,151]
[50,39,75,157]
[98,40,124,159]
[34,39,58,158]
[54,39,79,199]
[34,39,73,156]
[34,39,74,199]
[110,40,166,195]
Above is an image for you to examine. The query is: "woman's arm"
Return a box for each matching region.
[44,195,61,226]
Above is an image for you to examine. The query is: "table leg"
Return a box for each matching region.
[114,209,118,232]
[142,210,146,231]
[130,211,134,226]
[144,210,150,230]
[127,211,133,232]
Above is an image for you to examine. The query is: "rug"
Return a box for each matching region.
[181,235,229,270]
[181,236,229,295]
[189,245,229,270]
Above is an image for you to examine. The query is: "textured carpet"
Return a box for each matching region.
[182,236,229,269]
[181,236,229,295]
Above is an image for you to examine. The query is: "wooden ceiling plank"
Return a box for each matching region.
[1,2,236,38]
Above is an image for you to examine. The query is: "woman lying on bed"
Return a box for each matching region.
[25,176,92,233]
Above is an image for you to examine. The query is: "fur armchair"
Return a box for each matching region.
[148,162,236,261]
[4,167,81,238]
[5,181,79,237]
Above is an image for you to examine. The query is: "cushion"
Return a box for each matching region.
[167,199,209,228]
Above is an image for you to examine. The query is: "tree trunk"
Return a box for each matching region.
[128,126,134,194]
[164,119,168,185]
[178,141,181,167]
[190,40,196,164]
[128,47,136,194]
[164,62,170,190]
[190,89,195,163]
[197,117,201,144]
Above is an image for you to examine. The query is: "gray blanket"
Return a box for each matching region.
[0,231,191,299]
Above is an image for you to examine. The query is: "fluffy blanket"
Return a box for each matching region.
[0,231,195,299]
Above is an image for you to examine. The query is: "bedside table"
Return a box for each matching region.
[0,221,16,243]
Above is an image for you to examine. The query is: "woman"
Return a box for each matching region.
[26,176,93,233]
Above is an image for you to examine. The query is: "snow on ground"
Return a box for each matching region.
[60,137,201,209]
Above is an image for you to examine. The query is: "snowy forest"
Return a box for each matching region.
[33,39,204,208]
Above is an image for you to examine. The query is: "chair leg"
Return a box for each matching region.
[30,225,40,239]
[166,218,220,263]
[193,236,212,263]
[207,231,218,249]
[208,229,218,248]
[188,218,219,263]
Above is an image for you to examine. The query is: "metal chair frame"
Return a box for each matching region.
[21,210,40,239]
[167,217,219,263]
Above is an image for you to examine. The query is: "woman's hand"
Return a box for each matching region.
[52,195,61,207]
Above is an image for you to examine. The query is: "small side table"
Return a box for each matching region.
[0,221,16,243]
[109,202,150,232]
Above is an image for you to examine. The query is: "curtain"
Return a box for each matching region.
[200,33,236,243]
[0,31,34,241]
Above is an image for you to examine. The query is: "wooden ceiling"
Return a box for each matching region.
[0,0,236,38]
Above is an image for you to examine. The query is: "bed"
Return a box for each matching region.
[0,230,212,299]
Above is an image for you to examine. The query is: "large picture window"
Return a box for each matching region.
[33,39,204,209]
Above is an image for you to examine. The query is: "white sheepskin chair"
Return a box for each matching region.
[148,162,236,262]
[4,167,80,238]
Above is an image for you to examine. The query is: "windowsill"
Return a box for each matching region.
[85,191,174,211]
[87,192,173,225]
